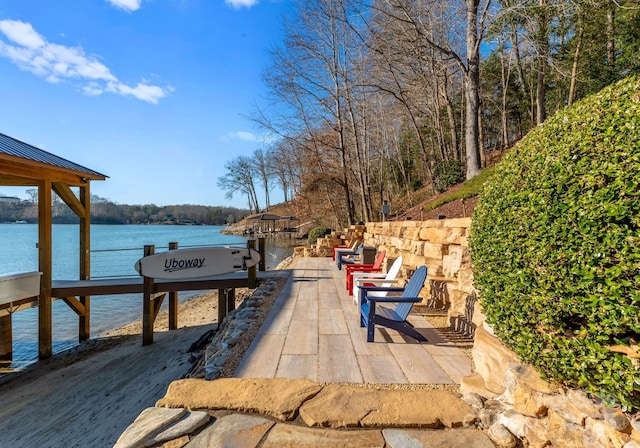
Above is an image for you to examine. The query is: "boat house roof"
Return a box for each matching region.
[0,132,107,186]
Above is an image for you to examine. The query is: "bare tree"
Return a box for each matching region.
[217,156,261,213]
[253,148,272,209]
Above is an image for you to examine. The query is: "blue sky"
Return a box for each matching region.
[0,0,289,208]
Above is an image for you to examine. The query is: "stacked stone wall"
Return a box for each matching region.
[363,218,475,327]
[355,219,639,447]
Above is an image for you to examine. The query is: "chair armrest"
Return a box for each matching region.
[364,295,423,303]
[360,285,406,294]
[352,272,388,280]
[354,277,401,286]
[339,250,358,257]
[346,264,376,271]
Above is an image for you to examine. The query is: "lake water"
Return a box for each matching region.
[0,224,296,368]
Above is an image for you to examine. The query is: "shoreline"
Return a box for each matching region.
[0,262,292,447]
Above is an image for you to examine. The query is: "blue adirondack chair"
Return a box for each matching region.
[360,266,428,343]
[337,243,363,270]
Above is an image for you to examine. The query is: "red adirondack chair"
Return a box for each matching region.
[345,250,386,295]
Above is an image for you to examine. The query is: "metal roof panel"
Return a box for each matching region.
[0,132,107,179]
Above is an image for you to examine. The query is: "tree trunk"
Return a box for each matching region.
[465,0,482,179]
[443,76,459,161]
[607,2,616,68]
[536,0,548,125]
[568,13,584,106]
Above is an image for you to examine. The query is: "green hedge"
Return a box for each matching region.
[308,226,332,245]
[470,76,640,410]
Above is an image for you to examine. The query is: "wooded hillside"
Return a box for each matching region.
[0,193,249,225]
[217,0,640,229]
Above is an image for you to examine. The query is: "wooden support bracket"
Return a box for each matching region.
[61,296,87,317]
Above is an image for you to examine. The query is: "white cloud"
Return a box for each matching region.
[106,0,143,12]
[0,20,44,48]
[0,20,169,104]
[106,81,169,105]
[225,131,260,142]
[225,0,259,9]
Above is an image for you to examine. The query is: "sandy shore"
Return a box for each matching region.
[0,287,259,448]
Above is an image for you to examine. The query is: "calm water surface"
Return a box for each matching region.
[0,224,295,367]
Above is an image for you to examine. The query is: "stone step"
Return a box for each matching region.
[115,378,496,448]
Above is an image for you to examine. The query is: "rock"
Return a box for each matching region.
[185,413,274,448]
[150,411,210,445]
[261,423,385,448]
[460,373,498,401]
[503,365,550,417]
[161,435,190,448]
[477,399,505,429]
[545,388,602,425]
[487,423,517,448]
[471,327,521,395]
[603,406,632,433]
[383,428,495,448]
[585,417,631,448]
[156,378,322,421]
[113,407,186,448]
[462,392,486,410]
[298,384,476,428]
[547,408,587,447]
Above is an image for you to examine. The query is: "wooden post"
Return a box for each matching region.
[79,184,91,342]
[168,242,178,330]
[258,237,266,272]
[38,179,53,360]
[226,288,236,313]
[142,245,155,345]
[217,288,226,324]
[247,239,257,288]
[0,314,11,362]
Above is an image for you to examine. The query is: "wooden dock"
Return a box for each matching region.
[235,257,473,384]
[0,241,269,361]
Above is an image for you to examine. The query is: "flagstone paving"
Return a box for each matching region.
[234,256,473,384]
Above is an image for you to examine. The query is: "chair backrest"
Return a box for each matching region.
[368,256,403,298]
[371,251,386,269]
[347,243,364,258]
[394,266,428,320]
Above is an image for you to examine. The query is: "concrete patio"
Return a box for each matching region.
[234,256,473,384]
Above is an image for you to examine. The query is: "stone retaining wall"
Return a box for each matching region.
[362,218,476,328]
[311,218,639,447]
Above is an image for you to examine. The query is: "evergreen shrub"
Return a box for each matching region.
[308,226,332,245]
[433,160,465,193]
[470,76,640,410]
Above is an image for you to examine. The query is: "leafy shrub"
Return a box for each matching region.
[470,76,640,411]
[308,226,332,245]
[433,160,465,193]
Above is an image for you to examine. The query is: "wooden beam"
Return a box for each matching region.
[0,314,12,362]
[38,179,53,359]
[1,158,89,186]
[226,288,236,313]
[168,242,178,330]
[152,293,166,322]
[1,154,105,183]
[218,289,227,324]
[142,245,155,346]
[0,174,38,186]
[258,237,266,271]
[248,239,257,288]
[53,182,85,217]
[61,296,86,317]
[78,184,91,342]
